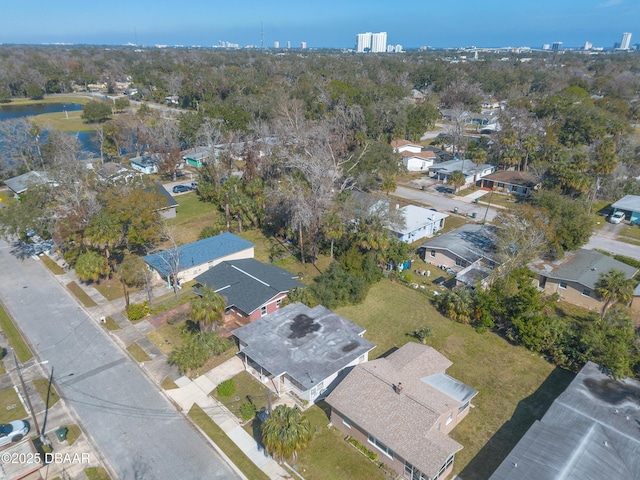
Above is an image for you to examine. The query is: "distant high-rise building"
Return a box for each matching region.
[274,41,279,49]
[395,44,403,53]
[371,32,387,53]
[287,41,291,49]
[356,32,372,52]
[301,41,307,49]
[552,42,563,50]
[620,32,632,50]
[584,41,592,50]
[542,44,550,50]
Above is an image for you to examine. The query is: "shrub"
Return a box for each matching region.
[126,301,151,321]
[348,437,378,461]
[168,332,232,374]
[613,254,640,269]
[240,401,257,421]
[217,379,236,397]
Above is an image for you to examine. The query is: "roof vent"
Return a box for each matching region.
[591,267,597,271]
[604,441,608,446]
[395,382,403,394]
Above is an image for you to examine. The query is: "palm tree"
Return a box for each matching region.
[448,170,466,194]
[595,269,635,321]
[381,176,397,197]
[323,213,344,259]
[191,286,227,333]
[261,405,312,461]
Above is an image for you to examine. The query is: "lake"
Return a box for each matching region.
[0,102,99,155]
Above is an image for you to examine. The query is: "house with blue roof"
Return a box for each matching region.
[143,232,254,286]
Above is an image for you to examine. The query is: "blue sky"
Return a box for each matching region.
[2,0,637,49]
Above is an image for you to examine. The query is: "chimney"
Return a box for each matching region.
[396,382,403,394]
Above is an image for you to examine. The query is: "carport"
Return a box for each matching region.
[611,195,640,224]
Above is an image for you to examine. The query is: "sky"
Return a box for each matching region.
[1,0,638,49]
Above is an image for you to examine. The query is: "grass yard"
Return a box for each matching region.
[39,255,65,275]
[0,303,33,363]
[102,316,121,331]
[61,424,83,445]
[126,342,152,363]
[161,377,179,390]
[33,378,60,409]
[292,403,387,480]
[92,277,127,302]
[84,467,111,480]
[32,109,93,132]
[188,404,269,480]
[146,322,187,355]
[211,371,268,421]
[66,282,98,307]
[336,280,574,480]
[620,224,640,241]
[6,96,92,106]
[165,193,220,244]
[0,387,28,423]
[438,214,470,233]
[477,193,520,209]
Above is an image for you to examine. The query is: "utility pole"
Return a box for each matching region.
[13,351,42,440]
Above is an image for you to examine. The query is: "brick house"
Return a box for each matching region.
[326,343,477,480]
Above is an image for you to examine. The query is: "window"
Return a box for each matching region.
[358,354,365,363]
[368,434,394,458]
[276,298,282,307]
[445,413,453,425]
[430,250,436,258]
[458,401,470,414]
[342,417,352,428]
[455,257,464,267]
[260,306,267,316]
[404,461,429,480]
[582,289,591,297]
[559,282,567,289]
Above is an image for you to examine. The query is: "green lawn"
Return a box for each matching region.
[188,404,269,480]
[39,255,65,275]
[32,109,93,132]
[146,322,187,355]
[62,424,83,445]
[165,193,220,244]
[84,467,111,480]
[126,342,152,363]
[161,377,179,390]
[102,316,121,331]
[33,378,60,409]
[93,277,127,301]
[0,387,28,423]
[211,371,268,420]
[293,404,387,480]
[0,304,33,363]
[336,280,574,480]
[66,282,98,307]
[620,224,640,241]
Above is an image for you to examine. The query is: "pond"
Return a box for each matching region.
[0,102,99,155]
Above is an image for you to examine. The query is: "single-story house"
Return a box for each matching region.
[424,145,455,162]
[129,154,159,174]
[194,258,304,322]
[4,171,54,195]
[429,159,496,186]
[143,232,254,287]
[490,361,640,480]
[181,146,219,168]
[420,224,498,287]
[529,249,638,311]
[326,342,477,480]
[610,195,640,224]
[391,139,422,154]
[478,170,541,197]
[233,303,375,406]
[152,182,178,219]
[96,162,133,183]
[402,151,438,171]
[389,205,448,243]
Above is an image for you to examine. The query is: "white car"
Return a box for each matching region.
[0,420,30,447]
[609,211,625,224]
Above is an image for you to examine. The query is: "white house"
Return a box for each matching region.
[129,154,160,174]
[389,205,448,243]
[429,159,496,186]
[391,139,422,154]
[402,150,437,172]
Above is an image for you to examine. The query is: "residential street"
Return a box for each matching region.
[0,240,241,480]
[393,185,501,222]
[584,232,640,260]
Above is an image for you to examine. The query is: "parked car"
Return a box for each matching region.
[0,420,30,447]
[609,211,625,224]
[172,185,191,194]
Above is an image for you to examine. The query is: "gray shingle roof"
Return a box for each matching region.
[530,249,638,291]
[489,362,640,480]
[421,224,498,264]
[611,195,640,213]
[4,171,52,194]
[233,303,375,390]
[326,343,477,478]
[143,233,254,277]
[194,259,304,315]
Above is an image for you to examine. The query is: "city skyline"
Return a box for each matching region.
[2,0,638,49]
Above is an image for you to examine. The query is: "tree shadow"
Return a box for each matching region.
[459,366,574,480]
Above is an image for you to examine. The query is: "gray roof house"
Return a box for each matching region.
[152,182,178,219]
[194,258,304,320]
[421,224,498,287]
[129,154,160,174]
[530,249,638,311]
[326,342,477,480]
[4,171,54,195]
[429,159,496,186]
[490,361,640,480]
[611,194,640,224]
[233,303,375,405]
[143,232,254,285]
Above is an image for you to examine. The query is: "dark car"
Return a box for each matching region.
[172,185,191,194]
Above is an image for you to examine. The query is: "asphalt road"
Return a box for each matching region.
[393,185,500,222]
[0,241,240,480]
[584,233,640,260]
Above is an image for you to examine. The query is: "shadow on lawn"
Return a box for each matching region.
[459,366,574,480]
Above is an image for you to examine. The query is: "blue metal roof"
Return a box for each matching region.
[143,233,254,277]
